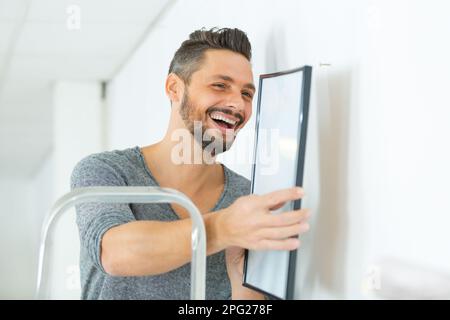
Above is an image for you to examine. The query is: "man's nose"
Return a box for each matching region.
[225,92,246,115]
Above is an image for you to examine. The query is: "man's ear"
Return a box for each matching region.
[165,73,184,105]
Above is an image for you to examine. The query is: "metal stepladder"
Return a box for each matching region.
[35,186,206,300]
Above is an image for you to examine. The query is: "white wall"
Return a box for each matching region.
[107,38,169,149]
[106,0,450,299]
[46,81,104,299]
[0,81,104,299]
[0,125,53,300]
[0,179,35,298]
[26,152,55,298]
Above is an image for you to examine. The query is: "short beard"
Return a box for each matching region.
[179,89,235,156]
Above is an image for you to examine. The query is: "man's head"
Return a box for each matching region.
[165,28,255,158]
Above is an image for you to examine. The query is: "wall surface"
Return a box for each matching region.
[0,82,104,299]
[3,0,447,299]
[106,0,450,299]
[0,179,34,298]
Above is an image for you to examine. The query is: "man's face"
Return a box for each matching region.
[178,49,255,155]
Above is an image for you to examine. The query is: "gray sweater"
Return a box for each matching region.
[70,146,251,299]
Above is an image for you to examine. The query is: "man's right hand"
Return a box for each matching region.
[100,186,310,277]
[218,187,311,251]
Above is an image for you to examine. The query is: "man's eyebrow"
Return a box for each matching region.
[211,74,256,92]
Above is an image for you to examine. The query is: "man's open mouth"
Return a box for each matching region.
[208,111,239,131]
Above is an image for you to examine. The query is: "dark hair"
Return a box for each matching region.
[168,27,252,84]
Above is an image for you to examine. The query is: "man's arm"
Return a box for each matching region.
[101,187,310,278]
[101,211,225,276]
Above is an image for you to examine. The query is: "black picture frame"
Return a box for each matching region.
[242,65,312,300]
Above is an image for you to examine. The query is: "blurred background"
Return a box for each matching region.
[1,0,450,299]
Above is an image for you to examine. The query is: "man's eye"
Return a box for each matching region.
[242,91,253,99]
[213,83,226,89]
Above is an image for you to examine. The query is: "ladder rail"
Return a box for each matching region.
[35,186,206,300]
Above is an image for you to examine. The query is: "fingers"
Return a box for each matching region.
[263,208,310,227]
[261,187,304,210]
[260,222,310,240]
[257,238,301,251]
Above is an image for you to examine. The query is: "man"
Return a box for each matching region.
[71,27,311,299]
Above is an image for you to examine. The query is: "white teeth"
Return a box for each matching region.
[210,112,237,126]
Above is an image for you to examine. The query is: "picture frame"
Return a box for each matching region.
[242,66,312,300]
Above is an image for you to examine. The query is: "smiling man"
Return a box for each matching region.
[71,27,311,300]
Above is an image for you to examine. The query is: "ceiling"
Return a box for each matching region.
[0,0,173,178]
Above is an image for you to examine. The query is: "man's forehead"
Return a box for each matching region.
[199,50,254,87]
